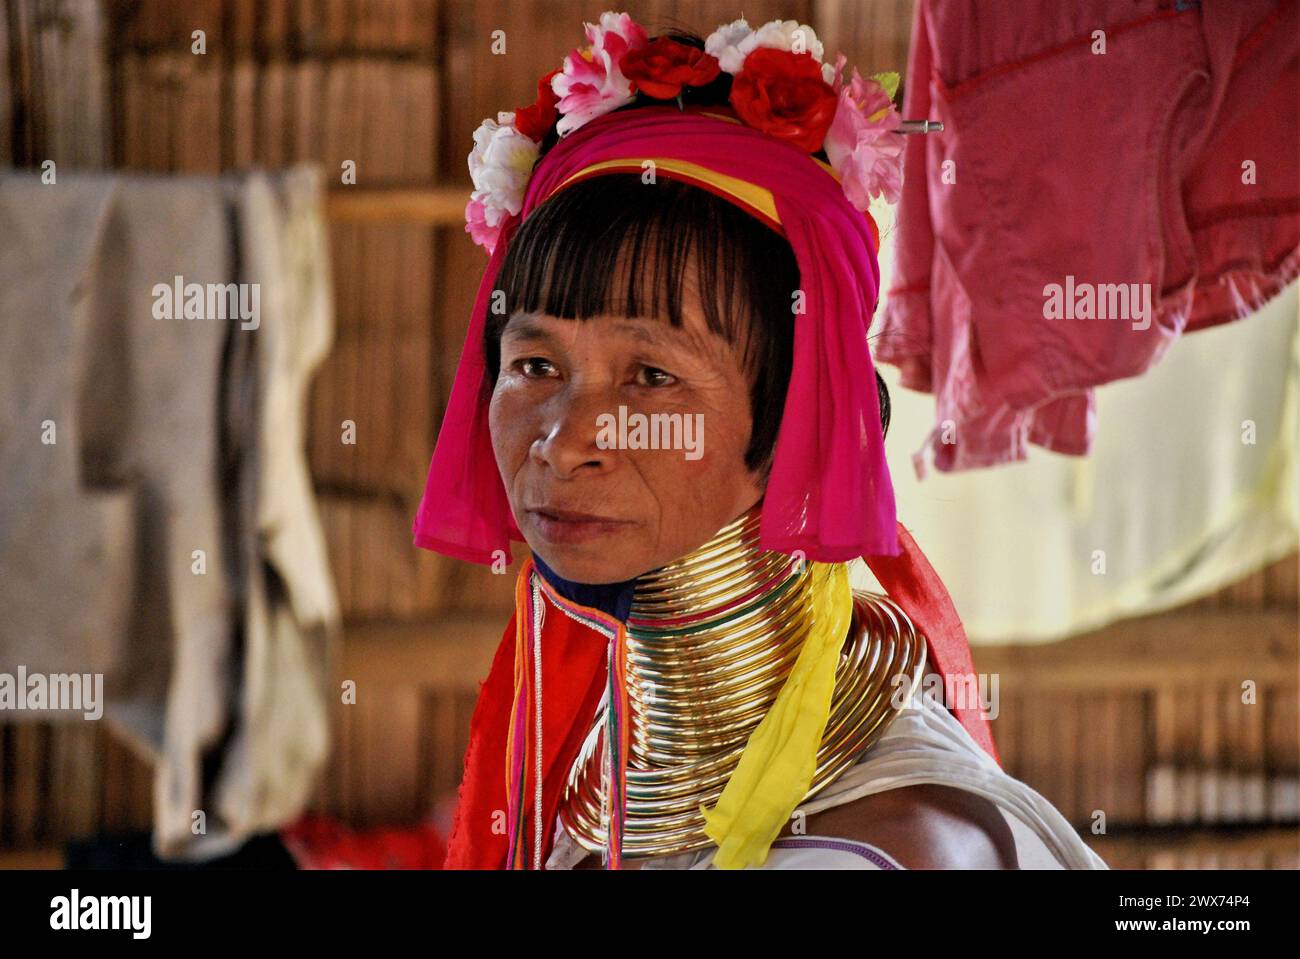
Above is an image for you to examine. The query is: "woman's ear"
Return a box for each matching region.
[876,368,891,439]
[748,455,772,500]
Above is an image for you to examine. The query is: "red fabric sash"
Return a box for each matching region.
[863,524,1001,764]
[441,522,999,869]
[441,592,609,870]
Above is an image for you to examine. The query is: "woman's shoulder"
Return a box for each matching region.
[790,783,1020,869]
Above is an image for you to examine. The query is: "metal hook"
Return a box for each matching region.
[895,120,944,134]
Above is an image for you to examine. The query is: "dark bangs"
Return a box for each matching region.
[484,173,799,477]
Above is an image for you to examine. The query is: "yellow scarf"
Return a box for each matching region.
[699,561,854,868]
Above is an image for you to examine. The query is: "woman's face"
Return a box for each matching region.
[489,279,766,584]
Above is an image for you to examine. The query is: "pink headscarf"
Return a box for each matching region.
[412,104,898,564]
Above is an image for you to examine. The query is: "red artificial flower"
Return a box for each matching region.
[728,47,837,153]
[621,37,721,100]
[514,68,561,141]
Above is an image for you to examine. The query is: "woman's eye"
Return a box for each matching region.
[636,365,677,387]
[516,357,557,378]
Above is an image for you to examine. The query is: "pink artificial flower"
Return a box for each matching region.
[465,194,502,254]
[823,64,904,209]
[551,11,648,137]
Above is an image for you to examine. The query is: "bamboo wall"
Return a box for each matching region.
[1,0,1296,869]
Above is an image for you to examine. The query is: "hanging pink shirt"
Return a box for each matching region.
[878,0,1299,473]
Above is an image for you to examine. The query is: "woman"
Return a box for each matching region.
[414,12,1108,870]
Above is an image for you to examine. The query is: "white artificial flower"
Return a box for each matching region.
[707,17,827,76]
[751,19,825,62]
[467,112,539,219]
[704,17,754,74]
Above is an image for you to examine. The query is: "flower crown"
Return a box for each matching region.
[465,11,904,253]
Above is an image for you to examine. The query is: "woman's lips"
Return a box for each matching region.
[527,508,632,545]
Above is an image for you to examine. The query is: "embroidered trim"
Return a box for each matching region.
[769,836,904,869]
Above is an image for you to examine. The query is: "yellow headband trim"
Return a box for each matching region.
[545,110,842,232]
[540,125,883,255]
[550,157,783,226]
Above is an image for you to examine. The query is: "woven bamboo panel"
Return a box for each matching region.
[110,0,438,56]
[3,0,109,168]
[301,610,507,826]
[309,221,438,495]
[0,721,153,849]
[316,492,458,621]
[114,55,438,180]
[814,0,916,79]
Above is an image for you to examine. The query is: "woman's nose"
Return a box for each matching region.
[530,386,616,478]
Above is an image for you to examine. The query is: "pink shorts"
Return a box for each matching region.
[879,0,1299,472]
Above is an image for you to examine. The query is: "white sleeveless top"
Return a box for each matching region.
[546,690,1109,870]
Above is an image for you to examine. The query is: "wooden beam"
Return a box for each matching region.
[974,609,1299,690]
[325,186,466,224]
[340,615,503,688]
